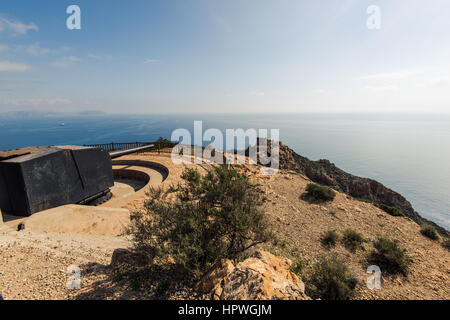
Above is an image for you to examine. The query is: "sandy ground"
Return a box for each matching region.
[0,151,449,300]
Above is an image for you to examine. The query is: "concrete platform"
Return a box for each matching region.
[4,204,130,236]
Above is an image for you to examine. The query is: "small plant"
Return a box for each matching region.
[306,257,358,300]
[341,229,366,252]
[292,258,308,280]
[112,271,126,283]
[128,272,141,291]
[420,226,439,241]
[279,241,288,249]
[376,204,405,217]
[305,183,336,202]
[368,237,410,276]
[357,198,373,204]
[153,281,169,296]
[321,230,339,248]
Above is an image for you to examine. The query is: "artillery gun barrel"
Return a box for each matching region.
[109,144,154,159]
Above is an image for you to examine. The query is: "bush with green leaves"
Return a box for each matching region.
[341,229,366,252]
[420,226,439,241]
[375,204,405,217]
[321,230,339,247]
[305,183,336,202]
[306,257,358,300]
[127,165,271,277]
[291,258,308,280]
[368,237,410,276]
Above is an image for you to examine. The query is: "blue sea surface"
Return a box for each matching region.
[1,113,449,230]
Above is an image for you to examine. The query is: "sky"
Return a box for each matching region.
[0,0,449,114]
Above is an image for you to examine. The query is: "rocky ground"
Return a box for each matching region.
[247,167,449,299]
[0,150,449,300]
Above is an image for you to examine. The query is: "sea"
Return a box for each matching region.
[1,112,449,231]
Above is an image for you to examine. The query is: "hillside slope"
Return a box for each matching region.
[251,139,449,236]
[0,150,448,300]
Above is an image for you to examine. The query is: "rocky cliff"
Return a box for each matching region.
[249,139,449,237]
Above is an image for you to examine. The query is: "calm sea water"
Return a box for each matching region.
[1,113,449,230]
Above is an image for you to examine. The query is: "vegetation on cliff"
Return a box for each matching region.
[306,257,358,300]
[304,183,336,202]
[255,139,449,237]
[375,204,405,217]
[321,230,339,248]
[341,229,366,253]
[420,226,439,240]
[368,237,410,276]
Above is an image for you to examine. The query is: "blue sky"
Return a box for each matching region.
[0,0,449,114]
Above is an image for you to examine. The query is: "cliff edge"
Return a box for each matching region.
[250,139,449,237]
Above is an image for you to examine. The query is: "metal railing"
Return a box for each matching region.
[83,139,176,153]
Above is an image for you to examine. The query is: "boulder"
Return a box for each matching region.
[110,247,156,267]
[110,248,133,267]
[198,250,310,300]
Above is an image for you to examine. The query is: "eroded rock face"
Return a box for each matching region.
[198,250,310,300]
[248,139,449,236]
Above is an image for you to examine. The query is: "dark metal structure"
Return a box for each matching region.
[0,144,155,217]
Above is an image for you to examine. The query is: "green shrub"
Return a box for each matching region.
[306,257,358,300]
[153,281,169,296]
[368,237,410,276]
[341,229,366,252]
[420,226,439,240]
[305,183,336,202]
[128,272,141,291]
[376,204,405,217]
[292,259,308,279]
[357,198,373,204]
[321,230,339,247]
[127,166,271,277]
[112,271,126,283]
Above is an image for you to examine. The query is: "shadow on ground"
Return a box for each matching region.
[72,261,197,300]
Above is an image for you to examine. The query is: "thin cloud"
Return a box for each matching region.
[415,76,450,88]
[250,91,266,96]
[144,59,160,64]
[0,60,31,72]
[52,56,81,68]
[21,42,50,56]
[3,98,72,107]
[356,69,427,81]
[0,43,8,53]
[88,54,102,60]
[0,16,38,35]
[10,43,71,56]
[365,85,399,92]
[88,53,112,61]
